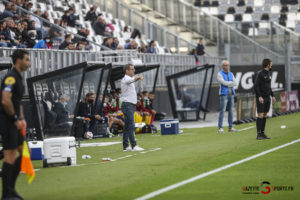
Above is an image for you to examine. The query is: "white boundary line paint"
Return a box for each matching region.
[135,138,300,200]
[80,142,121,148]
[153,125,255,137]
[59,148,162,168]
[238,125,256,132]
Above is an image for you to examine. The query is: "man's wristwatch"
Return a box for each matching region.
[10,114,18,122]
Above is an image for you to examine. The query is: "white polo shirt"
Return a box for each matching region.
[121,74,137,105]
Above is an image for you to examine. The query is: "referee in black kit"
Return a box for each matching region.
[0,49,30,200]
[254,58,276,140]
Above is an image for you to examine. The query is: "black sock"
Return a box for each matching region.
[261,118,266,133]
[11,156,21,189]
[2,162,14,198]
[256,118,263,133]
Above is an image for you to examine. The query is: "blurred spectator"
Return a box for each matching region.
[62,9,76,27]
[196,38,205,56]
[123,26,141,40]
[53,94,72,124]
[66,42,76,50]
[34,36,52,49]
[27,20,35,30]
[23,2,33,11]
[85,5,99,23]
[93,16,111,37]
[26,30,36,48]
[76,42,84,50]
[23,13,31,24]
[139,42,147,53]
[80,38,92,50]
[30,10,42,30]
[20,20,29,40]
[77,27,89,38]
[124,40,138,50]
[49,19,62,39]
[67,7,77,27]
[14,21,24,41]
[59,34,72,49]
[130,28,141,39]
[146,40,157,54]
[3,18,17,42]
[60,19,68,29]
[27,19,43,39]
[16,0,22,6]
[102,37,113,49]
[0,21,9,47]
[106,22,114,33]
[189,49,200,66]
[11,3,17,15]
[0,2,14,20]
[123,26,131,41]
[111,37,121,50]
[41,11,50,28]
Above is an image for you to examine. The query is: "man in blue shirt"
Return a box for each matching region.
[217,60,238,133]
[33,36,51,49]
[146,40,156,54]
[0,3,14,20]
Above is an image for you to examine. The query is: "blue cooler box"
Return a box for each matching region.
[160,119,179,135]
[28,141,44,160]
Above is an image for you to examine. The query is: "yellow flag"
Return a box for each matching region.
[21,141,35,184]
[20,121,35,184]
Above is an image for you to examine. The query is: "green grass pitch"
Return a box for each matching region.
[1,112,300,200]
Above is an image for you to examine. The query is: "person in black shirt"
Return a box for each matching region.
[59,34,72,50]
[77,92,102,135]
[0,49,30,200]
[254,58,276,140]
[196,38,205,56]
[85,5,99,23]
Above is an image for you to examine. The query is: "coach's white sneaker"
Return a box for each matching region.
[218,128,224,133]
[123,146,132,152]
[228,128,238,133]
[132,145,144,152]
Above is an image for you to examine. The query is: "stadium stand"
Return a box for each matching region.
[0,0,174,53]
[191,0,300,36]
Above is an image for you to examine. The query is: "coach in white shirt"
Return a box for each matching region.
[121,64,144,152]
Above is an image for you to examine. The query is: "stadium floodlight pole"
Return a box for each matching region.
[2,0,111,51]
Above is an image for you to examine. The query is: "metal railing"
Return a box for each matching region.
[134,0,285,65]
[222,20,300,88]
[0,48,222,89]
[224,21,300,57]
[137,53,221,86]
[92,0,200,54]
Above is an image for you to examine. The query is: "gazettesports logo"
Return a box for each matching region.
[242,181,294,194]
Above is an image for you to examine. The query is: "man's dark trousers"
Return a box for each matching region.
[121,102,137,149]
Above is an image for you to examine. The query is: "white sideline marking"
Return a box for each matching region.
[80,142,121,148]
[112,148,161,161]
[59,148,162,168]
[135,138,300,200]
[238,125,255,132]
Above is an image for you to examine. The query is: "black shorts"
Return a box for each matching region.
[256,96,271,113]
[0,114,24,150]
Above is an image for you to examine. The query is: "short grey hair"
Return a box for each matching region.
[222,60,229,66]
[124,63,134,72]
